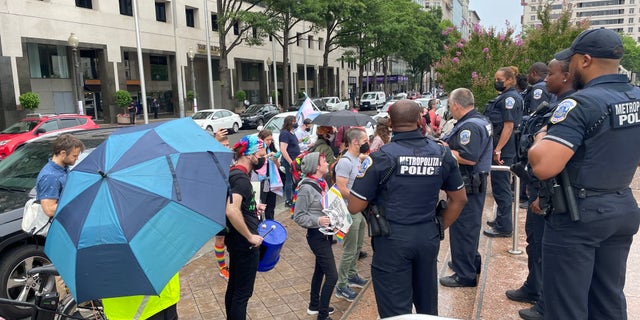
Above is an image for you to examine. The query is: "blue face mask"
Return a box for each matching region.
[293,123,299,129]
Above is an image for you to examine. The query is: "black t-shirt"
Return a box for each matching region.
[225,167,259,250]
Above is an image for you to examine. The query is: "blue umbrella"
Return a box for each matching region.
[44,118,232,302]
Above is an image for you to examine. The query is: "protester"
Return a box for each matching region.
[36,134,85,217]
[225,135,267,320]
[152,98,159,119]
[293,152,337,320]
[529,28,640,320]
[370,118,391,152]
[213,129,231,281]
[295,118,314,151]
[128,101,137,125]
[279,115,301,207]
[439,88,492,288]
[347,100,467,317]
[483,66,524,238]
[258,129,281,220]
[335,128,369,302]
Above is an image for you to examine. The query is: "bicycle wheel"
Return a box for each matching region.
[57,295,106,320]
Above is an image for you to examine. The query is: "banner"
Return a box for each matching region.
[319,185,352,235]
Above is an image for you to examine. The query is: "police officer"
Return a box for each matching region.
[510,58,575,320]
[438,88,492,288]
[523,62,553,116]
[529,28,640,319]
[484,66,524,237]
[347,100,467,317]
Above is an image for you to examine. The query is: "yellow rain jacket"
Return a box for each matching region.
[102,273,180,320]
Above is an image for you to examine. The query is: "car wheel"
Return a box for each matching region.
[257,119,264,128]
[206,126,214,134]
[232,123,239,133]
[0,245,55,319]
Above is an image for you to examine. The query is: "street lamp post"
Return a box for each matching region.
[187,48,197,113]
[68,33,83,115]
[271,41,278,108]
[266,57,271,104]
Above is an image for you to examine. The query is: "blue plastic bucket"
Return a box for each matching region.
[257,220,287,272]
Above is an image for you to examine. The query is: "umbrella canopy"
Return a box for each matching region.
[311,110,375,127]
[44,118,233,302]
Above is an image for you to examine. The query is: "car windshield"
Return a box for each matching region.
[246,105,262,113]
[1,120,40,134]
[362,93,375,100]
[192,111,212,120]
[322,98,332,103]
[264,116,285,133]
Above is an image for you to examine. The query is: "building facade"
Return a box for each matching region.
[522,0,640,42]
[0,0,352,128]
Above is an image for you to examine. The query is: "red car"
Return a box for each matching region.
[0,114,100,160]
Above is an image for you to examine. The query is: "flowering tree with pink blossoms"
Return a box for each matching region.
[436,5,587,110]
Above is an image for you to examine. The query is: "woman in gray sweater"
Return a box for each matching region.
[293,152,337,320]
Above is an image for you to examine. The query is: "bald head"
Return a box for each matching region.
[389,99,422,132]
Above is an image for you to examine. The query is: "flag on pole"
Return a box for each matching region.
[296,96,316,126]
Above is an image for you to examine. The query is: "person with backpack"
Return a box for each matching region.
[279,115,301,207]
[313,126,338,176]
[292,152,337,320]
[334,128,369,302]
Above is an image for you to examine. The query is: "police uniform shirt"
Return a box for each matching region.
[444,110,491,173]
[484,87,523,157]
[524,80,553,115]
[350,129,464,225]
[544,74,640,190]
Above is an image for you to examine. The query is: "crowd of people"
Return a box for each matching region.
[31,29,640,320]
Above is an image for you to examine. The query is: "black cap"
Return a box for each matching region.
[554,28,624,60]
[303,118,312,125]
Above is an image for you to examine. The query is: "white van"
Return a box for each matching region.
[359,91,386,111]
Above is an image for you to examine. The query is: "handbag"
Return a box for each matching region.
[22,199,51,236]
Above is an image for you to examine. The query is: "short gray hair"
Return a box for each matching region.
[449,88,475,109]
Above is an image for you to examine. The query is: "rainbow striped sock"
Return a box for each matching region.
[214,244,226,270]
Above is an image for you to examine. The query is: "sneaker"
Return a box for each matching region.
[335,286,357,302]
[519,306,543,320]
[506,287,538,304]
[218,267,229,281]
[307,306,335,315]
[347,275,368,288]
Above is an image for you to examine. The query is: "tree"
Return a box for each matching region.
[114,90,132,114]
[19,92,40,111]
[621,34,640,78]
[216,0,273,109]
[263,0,324,110]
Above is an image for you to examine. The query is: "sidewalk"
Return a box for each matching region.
[176,180,640,319]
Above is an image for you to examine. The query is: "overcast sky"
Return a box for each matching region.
[469,0,524,34]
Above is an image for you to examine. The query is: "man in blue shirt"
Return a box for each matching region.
[36,134,85,217]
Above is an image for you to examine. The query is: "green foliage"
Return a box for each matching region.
[186,90,195,102]
[435,5,587,110]
[114,90,132,109]
[19,92,40,110]
[621,34,640,77]
[235,90,247,102]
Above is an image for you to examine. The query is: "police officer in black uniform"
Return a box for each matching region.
[484,66,524,237]
[347,100,467,317]
[510,58,574,320]
[438,88,493,288]
[523,62,553,116]
[529,28,640,320]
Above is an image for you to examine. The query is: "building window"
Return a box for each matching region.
[252,26,258,39]
[629,17,634,23]
[150,56,168,81]
[297,33,301,46]
[79,50,99,80]
[530,15,536,21]
[629,27,634,33]
[242,63,260,81]
[308,35,313,49]
[318,38,323,50]
[155,2,166,22]
[27,43,70,79]
[186,7,195,27]
[212,14,218,31]
[631,8,635,13]
[76,0,92,9]
[119,0,132,16]
[233,20,239,35]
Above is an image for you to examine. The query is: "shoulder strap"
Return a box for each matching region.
[299,179,322,194]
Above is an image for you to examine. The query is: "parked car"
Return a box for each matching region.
[0,127,115,319]
[322,97,349,111]
[288,98,327,112]
[359,91,386,111]
[373,99,398,122]
[407,92,420,100]
[0,114,100,160]
[191,109,242,134]
[240,104,279,129]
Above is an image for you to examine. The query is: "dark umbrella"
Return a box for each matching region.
[44,117,232,302]
[311,110,375,127]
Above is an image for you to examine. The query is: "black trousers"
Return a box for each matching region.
[449,191,486,282]
[260,186,277,221]
[225,247,259,320]
[490,157,513,233]
[306,228,338,318]
[147,304,178,320]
